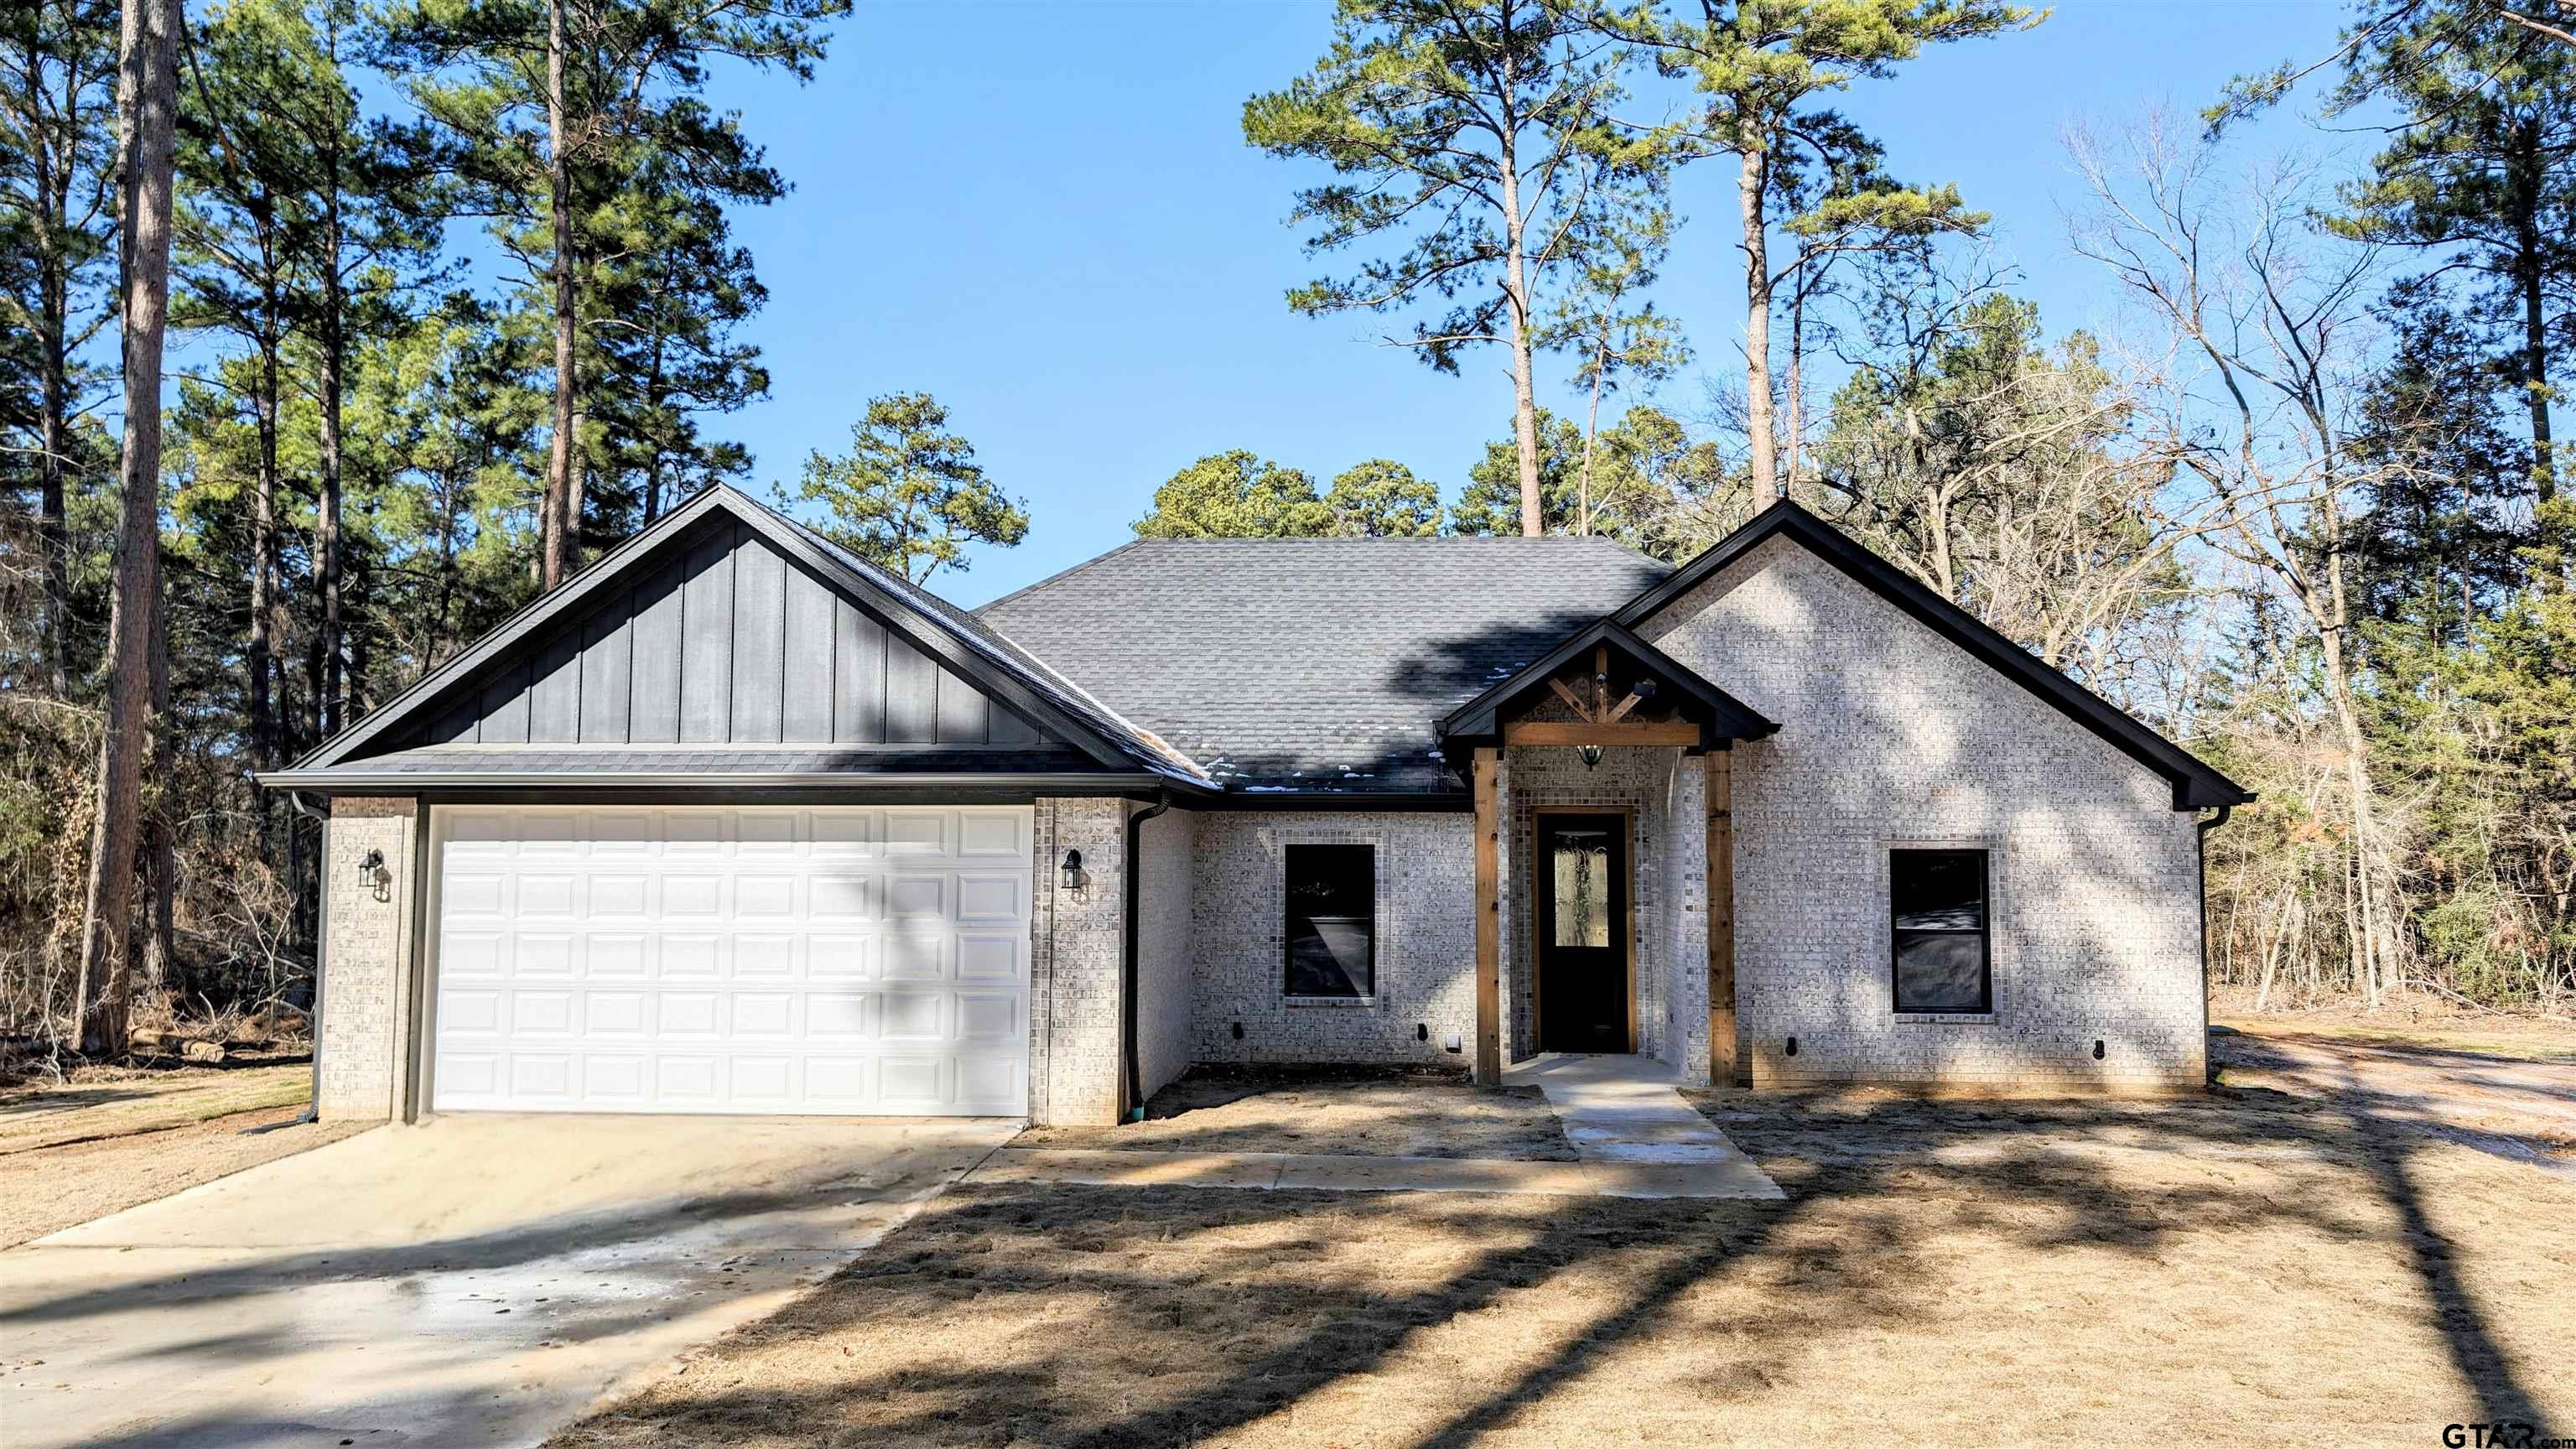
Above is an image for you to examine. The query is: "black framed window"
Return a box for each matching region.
[1285,843,1374,998]
[1891,849,1991,1014]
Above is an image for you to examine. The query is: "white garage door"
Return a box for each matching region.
[429,805,1032,1115]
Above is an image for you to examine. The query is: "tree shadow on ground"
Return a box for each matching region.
[538,1074,2570,1447]
[1013,1067,1579,1161]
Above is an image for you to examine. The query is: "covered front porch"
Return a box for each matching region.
[1437,620,1779,1090]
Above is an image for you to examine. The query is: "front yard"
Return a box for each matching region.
[551,1046,2576,1448]
[0,1061,369,1248]
[1013,1066,1578,1161]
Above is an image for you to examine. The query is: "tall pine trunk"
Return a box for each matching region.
[248,328,279,843]
[1577,330,1607,537]
[1737,138,1779,499]
[540,0,579,588]
[1494,40,1541,538]
[74,0,178,1059]
[141,584,175,1001]
[39,204,73,695]
[2509,116,2554,504]
[316,174,345,738]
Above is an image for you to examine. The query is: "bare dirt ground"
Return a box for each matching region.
[1012,1067,1580,1161]
[0,1062,369,1248]
[549,1062,2575,1448]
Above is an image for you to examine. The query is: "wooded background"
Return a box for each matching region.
[4,0,2569,1060]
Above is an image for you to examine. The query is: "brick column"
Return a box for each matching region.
[316,797,419,1121]
[1030,797,1127,1125]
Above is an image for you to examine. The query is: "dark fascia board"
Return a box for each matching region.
[1437,616,1781,748]
[282,486,1176,782]
[1612,499,2254,811]
[1208,788,1472,813]
[258,768,1211,797]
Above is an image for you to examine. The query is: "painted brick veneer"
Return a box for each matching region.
[1030,797,1128,1125]
[1187,812,1477,1066]
[316,797,420,1120]
[1136,807,1196,1098]
[1638,537,2206,1091]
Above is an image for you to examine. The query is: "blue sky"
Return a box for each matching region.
[711,1,2360,606]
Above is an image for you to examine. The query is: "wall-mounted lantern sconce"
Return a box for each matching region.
[1060,849,1083,891]
[1578,745,1606,771]
[356,847,391,901]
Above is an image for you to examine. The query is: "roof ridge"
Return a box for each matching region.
[972,537,1153,615]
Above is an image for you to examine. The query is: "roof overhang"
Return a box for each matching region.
[1436,618,1780,755]
[256,768,1197,797]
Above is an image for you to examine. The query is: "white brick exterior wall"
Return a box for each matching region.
[1136,807,1197,1098]
[1184,811,1477,1067]
[316,797,421,1121]
[1030,797,1129,1125]
[1637,537,2206,1091]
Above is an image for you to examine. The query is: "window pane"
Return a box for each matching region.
[1894,931,1987,1013]
[1892,850,1984,931]
[1285,844,1374,997]
[1550,829,1614,948]
[1288,917,1372,996]
[1286,844,1372,919]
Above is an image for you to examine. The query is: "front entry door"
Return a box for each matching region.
[1536,813,1628,1053]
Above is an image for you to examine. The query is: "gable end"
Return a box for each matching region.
[1618,502,2251,811]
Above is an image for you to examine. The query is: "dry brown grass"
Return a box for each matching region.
[0,1105,371,1249]
[551,1083,2576,1448]
[0,1060,365,1247]
[1013,1067,1579,1161]
[0,1061,312,1154]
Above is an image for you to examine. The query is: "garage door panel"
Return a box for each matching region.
[589,874,650,917]
[660,873,724,917]
[878,1057,944,1107]
[432,805,1030,1116]
[589,934,650,978]
[883,811,950,854]
[957,933,1022,981]
[881,933,952,980]
[809,874,876,922]
[957,875,1022,923]
[958,810,1026,857]
[808,933,874,979]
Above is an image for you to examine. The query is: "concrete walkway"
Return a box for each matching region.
[1509,1052,1784,1194]
[968,1055,1781,1201]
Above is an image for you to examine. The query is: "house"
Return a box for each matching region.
[264,484,2250,1125]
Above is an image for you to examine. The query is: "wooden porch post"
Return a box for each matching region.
[1473,745,1501,1085]
[1705,747,1739,1087]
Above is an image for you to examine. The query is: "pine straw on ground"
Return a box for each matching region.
[550,1085,2575,1449]
[1012,1067,1579,1161]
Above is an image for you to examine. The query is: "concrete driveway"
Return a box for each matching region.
[0,1114,1015,1448]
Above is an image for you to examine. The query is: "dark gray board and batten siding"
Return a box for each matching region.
[427,517,1046,750]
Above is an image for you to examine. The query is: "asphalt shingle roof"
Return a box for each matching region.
[976,537,1672,793]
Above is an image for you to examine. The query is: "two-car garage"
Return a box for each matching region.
[427,805,1034,1117]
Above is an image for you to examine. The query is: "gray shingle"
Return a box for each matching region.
[977,538,1672,792]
